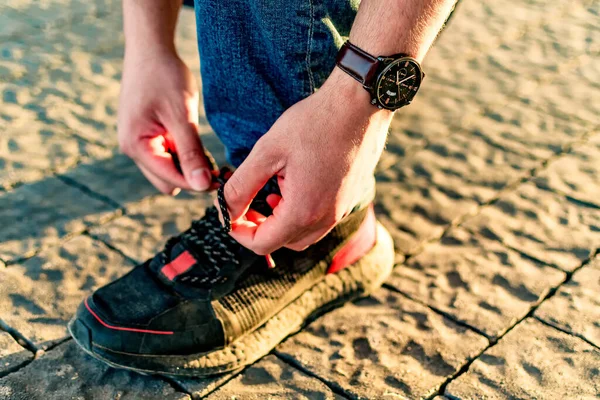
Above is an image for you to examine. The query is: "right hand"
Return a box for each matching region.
[118,49,214,195]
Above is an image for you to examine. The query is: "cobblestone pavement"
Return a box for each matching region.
[1,0,599,398]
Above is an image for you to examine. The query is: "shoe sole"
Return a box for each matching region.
[68,222,395,377]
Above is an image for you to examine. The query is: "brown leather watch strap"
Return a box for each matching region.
[335,41,379,88]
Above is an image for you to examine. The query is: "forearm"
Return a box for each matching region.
[123,0,182,56]
[349,0,457,61]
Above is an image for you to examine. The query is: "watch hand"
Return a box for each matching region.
[398,74,415,84]
[396,70,400,85]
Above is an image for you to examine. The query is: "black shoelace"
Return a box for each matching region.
[154,168,275,287]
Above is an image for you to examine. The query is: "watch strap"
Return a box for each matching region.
[335,41,379,88]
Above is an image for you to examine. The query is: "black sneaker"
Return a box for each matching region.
[68,179,394,376]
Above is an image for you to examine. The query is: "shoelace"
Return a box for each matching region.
[160,207,242,286]
[155,168,275,287]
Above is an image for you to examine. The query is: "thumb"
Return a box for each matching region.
[170,120,214,191]
[224,141,283,221]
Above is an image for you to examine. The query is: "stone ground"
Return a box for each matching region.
[0,0,599,398]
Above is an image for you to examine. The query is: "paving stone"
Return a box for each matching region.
[0,340,189,400]
[388,227,565,338]
[378,82,482,173]
[205,355,343,400]
[0,6,38,40]
[0,235,135,344]
[445,318,600,399]
[541,1,600,59]
[170,374,238,400]
[0,332,33,377]
[536,256,600,348]
[374,177,477,257]
[533,134,600,208]
[90,191,214,263]
[0,177,116,262]
[430,0,568,60]
[276,289,487,399]
[176,7,201,79]
[4,0,120,34]
[0,61,122,151]
[462,101,589,163]
[63,154,159,207]
[513,2,600,125]
[461,182,600,272]
[389,131,540,206]
[431,7,596,119]
[521,55,600,127]
[0,116,110,189]
[13,61,122,148]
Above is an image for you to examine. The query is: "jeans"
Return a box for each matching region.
[194,0,360,167]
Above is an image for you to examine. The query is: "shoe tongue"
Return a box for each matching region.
[148,240,189,278]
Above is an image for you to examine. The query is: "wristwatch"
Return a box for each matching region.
[335,41,424,111]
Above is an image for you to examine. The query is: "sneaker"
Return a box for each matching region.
[68,175,394,376]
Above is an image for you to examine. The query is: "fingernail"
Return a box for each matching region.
[190,169,212,191]
[170,188,181,197]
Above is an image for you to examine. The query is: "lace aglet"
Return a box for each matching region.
[265,254,276,269]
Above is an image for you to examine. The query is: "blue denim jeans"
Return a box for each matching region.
[194,0,359,167]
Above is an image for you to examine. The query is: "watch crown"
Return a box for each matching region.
[371,99,377,105]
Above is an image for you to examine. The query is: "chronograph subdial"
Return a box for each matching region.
[374,58,422,110]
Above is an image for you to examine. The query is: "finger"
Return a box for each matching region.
[245,209,268,224]
[266,194,282,209]
[224,141,282,221]
[134,135,191,189]
[138,164,181,196]
[228,199,303,255]
[169,120,213,191]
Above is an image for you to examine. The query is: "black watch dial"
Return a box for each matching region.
[375,57,422,110]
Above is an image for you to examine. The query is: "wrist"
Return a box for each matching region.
[122,0,180,62]
[124,41,179,67]
[321,67,392,118]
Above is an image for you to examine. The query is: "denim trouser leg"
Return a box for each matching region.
[194,0,361,167]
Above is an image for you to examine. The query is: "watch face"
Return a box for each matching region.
[375,58,422,110]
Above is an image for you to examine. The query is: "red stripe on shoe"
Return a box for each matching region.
[327,205,378,274]
[84,298,174,335]
[161,250,196,281]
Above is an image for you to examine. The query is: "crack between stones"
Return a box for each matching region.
[381,284,490,340]
[183,369,247,400]
[0,318,39,355]
[0,336,195,399]
[3,209,123,266]
[2,184,170,267]
[85,232,141,266]
[378,15,595,181]
[427,247,600,399]
[405,125,598,261]
[381,128,598,399]
[0,126,114,192]
[0,356,33,380]
[273,351,355,400]
[533,316,600,351]
[56,174,122,209]
[0,335,73,380]
[154,375,195,400]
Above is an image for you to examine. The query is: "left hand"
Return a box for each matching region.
[218,69,393,255]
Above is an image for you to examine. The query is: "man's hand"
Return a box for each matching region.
[218,0,456,254]
[118,0,214,195]
[118,51,214,194]
[219,70,393,255]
